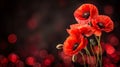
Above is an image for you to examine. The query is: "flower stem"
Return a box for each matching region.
[98,36,102,67]
[90,44,97,67]
[79,52,86,67]
[84,47,91,67]
[95,36,102,67]
[85,47,91,56]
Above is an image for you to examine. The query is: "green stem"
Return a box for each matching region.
[90,44,97,67]
[96,52,99,67]
[95,36,100,67]
[98,36,102,67]
[95,36,102,67]
[79,52,86,67]
[84,47,91,67]
[84,47,91,56]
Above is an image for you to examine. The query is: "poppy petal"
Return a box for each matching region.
[74,4,99,23]
[68,23,94,37]
[63,35,88,56]
[91,15,114,36]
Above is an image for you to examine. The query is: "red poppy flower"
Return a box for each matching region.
[79,26,94,37]
[74,4,98,23]
[63,35,88,56]
[91,15,114,36]
[67,24,81,37]
[67,23,94,37]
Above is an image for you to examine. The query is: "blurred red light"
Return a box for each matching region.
[109,52,120,63]
[103,57,111,64]
[8,33,17,44]
[0,55,8,64]
[59,52,71,60]
[87,56,96,65]
[26,56,36,66]
[33,62,41,67]
[105,44,115,55]
[8,53,19,63]
[104,5,114,15]
[46,54,54,62]
[104,63,116,67]
[1,57,8,64]
[27,16,38,30]
[107,34,119,46]
[44,59,51,66]
[39,49,48,59]
[16,60,24,67]
[58,52,71,65]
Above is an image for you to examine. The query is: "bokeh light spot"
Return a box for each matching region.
[8,33,17,44]
[26,56,36,66]
[8,53,19,63]
[44,59,51,66]
[104,5,114,15]
[39,49,48,59]
[105,44,115,55]
[107,34,119,46]
[27,16,38,30]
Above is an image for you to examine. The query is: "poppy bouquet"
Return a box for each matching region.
[56,4,114,67]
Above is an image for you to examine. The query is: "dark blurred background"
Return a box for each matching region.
[0,0,120,67]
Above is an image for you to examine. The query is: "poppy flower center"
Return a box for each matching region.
[73,43,79,50]
[82,12,90,19]
[97,22,105,29]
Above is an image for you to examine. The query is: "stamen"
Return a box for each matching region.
[73,43,79,50]
[97,22,105,29]
[82,12,90,19]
